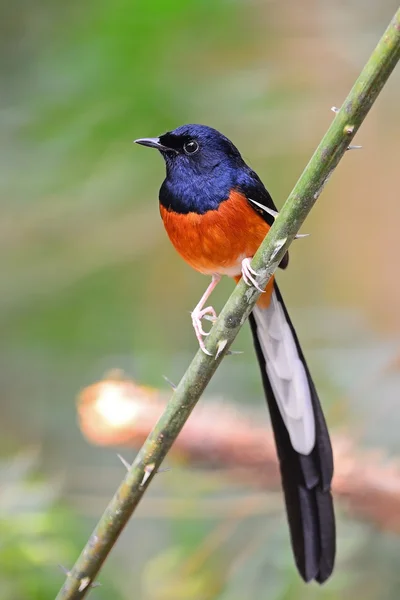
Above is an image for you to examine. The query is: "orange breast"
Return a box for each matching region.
[160,190,270,275]
[160,190,274,308]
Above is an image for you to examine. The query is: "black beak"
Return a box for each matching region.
[134,137,174,152]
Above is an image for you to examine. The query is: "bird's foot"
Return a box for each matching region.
[241,258,265,293]
[191,306,218,355]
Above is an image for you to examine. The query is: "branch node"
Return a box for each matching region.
[78,578,91,593]
[344,124,355,135]
[140,463,155,487]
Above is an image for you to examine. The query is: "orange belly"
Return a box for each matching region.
[160,190,274,307]
[160,191,270,273]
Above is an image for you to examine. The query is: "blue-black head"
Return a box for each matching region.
[135,124,249,214]
[135,124,244,174]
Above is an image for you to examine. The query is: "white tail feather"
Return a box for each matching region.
[253,291,315,454]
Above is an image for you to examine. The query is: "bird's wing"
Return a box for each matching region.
[237,169,289,269]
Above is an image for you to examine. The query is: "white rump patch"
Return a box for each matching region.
[253,291,316,454]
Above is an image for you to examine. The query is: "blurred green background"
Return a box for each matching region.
[1,0,400,598]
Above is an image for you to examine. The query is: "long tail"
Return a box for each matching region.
[249,282,335,583]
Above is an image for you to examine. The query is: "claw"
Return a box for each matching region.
[190,274,221,355]
[191,306,217,355]
[202,313,217,323]
[241,258,265,293]
[201,347,213,356]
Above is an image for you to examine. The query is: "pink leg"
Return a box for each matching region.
[191,274,221,355]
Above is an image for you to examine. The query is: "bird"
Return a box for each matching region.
[135,124,335,584]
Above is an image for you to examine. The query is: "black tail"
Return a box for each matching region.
[249,282,335,583]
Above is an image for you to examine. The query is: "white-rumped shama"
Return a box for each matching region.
[135,124,335,584]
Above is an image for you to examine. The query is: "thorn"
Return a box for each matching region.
[140,463,155,487]
[331,106,339,113]
[270,238,287,262]
[248,201,308,242]
[248,198,279,219]
[157,467,172,473]
[344,124,354,135]
[117,454,131,471]
[215,339,228,359]
[226,349,244,356]
[58,564,70,576]
[347,144,362,150]
[162,375,176,390]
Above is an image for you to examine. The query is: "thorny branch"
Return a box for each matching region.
[57,9,400,599]
[78,376,400,535]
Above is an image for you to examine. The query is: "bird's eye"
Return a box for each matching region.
[183,140,199,155]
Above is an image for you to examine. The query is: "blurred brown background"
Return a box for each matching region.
[1,0,400,598]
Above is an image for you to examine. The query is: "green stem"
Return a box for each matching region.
[57,9,400,599]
